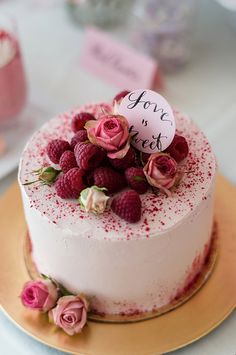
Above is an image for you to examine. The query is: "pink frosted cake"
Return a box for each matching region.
[18,91,216,324]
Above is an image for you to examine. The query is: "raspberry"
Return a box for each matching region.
[55,168,85,199]
[92,167,126,194]
[164,134,189,163]
[59,150,77,173]
[112,90,130,105]
[111,190,141,223]
[125,167,149,194]
[71,130,88,149]
[55,175,69,199]
[46,139,71,164]
[109,147,136,171]
[71,112,95,133]
[74,142,105,170]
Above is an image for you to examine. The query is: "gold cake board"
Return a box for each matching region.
[0,175,235,354]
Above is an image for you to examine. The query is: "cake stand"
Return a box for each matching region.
[0,175,235,355]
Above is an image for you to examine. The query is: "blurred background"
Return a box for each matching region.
[0,1,236,352]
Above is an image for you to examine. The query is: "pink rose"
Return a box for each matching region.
[20,279,59,312]
[49,295,89,336]
[143,153,179,196]
[85,114,130,159]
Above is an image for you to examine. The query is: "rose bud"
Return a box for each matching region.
[85,114,130,159]
[20,279,59,312]
[143,152,179,196]
[79,186,109,214]
[49,294,89,336]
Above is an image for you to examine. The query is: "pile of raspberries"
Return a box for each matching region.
[45,91,187,223]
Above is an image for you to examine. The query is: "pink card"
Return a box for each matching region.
[80,27,161,90]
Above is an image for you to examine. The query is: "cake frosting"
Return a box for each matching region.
[19,102,216,316]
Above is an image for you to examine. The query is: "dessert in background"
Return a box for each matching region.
[0,29,27,124]
[0,135,6,156]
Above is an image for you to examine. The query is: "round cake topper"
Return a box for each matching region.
[118,89,176,154]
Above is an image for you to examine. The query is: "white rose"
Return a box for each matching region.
[79,186,109,214]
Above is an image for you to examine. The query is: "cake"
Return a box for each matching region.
[18,90,216,325]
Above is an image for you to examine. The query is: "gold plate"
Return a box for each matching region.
[0,175,235,354]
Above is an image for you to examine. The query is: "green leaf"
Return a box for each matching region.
[133,175,145,182]
[59,283,73,296]
[39,166,61,184]
[79,187,90,205]
[140,152,145,166]
[92,185,108,193]
[23,166,61,186]
[41,274,74,296]
[22,180,39,186]
[32,168,41,174]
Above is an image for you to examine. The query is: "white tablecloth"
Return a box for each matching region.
[0,0,235,354]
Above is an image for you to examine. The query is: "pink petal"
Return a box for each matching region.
[87,128,118,151]
[99,118,122,138]
[62,326,76,336]
[95,136,118,151]
[64,302,84,311]
[151,165,164,180]
[33,286,48,303]
[62,312,77,324]
[144,173,172,196]
[84,120,98,130]
[117,126,129,147]
[109,131,123,146]
[74,308,87,333]
[107,140,130,159]
[86,128,97,144]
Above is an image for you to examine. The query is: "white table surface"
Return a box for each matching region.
[0,0,235,354]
